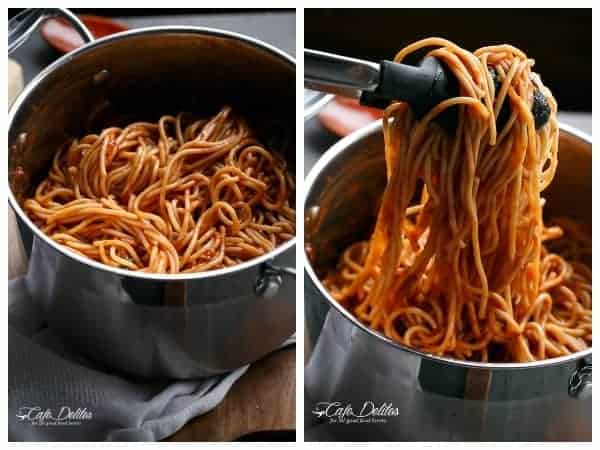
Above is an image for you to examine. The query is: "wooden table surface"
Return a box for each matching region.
[168,348,296,441]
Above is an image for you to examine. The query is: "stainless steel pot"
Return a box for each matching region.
[304,120,592,441]
[8,15,296,379]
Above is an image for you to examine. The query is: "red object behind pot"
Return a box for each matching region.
[40,15,128,53]
[318,96,383,137]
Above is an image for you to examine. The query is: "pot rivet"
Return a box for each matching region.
[254,269,282,299]
[568,364,592,400]
[93,69,110,85]
[17,132,27,146]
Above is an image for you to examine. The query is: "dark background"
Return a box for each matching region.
[305,8,591,112]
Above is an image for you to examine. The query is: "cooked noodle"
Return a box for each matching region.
[24,106,295,273]
[322,38,591,362]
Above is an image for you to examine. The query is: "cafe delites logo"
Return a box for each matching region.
[312,401,399,424]
[16,405,93,426]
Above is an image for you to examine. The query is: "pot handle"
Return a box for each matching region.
[568,362,592,400]
[254,262,296,299]
[8,8,94,55]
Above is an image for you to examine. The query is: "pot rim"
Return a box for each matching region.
[304,89,334,121]
[304,119,592,370]
[8,25,296,281]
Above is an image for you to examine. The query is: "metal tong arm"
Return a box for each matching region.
[304,48,380,99]
[304,49,453,114]
[9,8,94,55]
[305,48,550,130]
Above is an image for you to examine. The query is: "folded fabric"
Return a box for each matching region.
[8,277,294,441]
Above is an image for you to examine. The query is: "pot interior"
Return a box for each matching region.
[9,29,296,204]
[305,123,591,293]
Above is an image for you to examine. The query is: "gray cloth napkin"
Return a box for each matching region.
[8,277,294,442]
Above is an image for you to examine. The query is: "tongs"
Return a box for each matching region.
[8,8,93,55]
[305,48,550,130]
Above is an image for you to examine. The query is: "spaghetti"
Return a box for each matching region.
[322,38,591,362]
[24,106,295,273]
